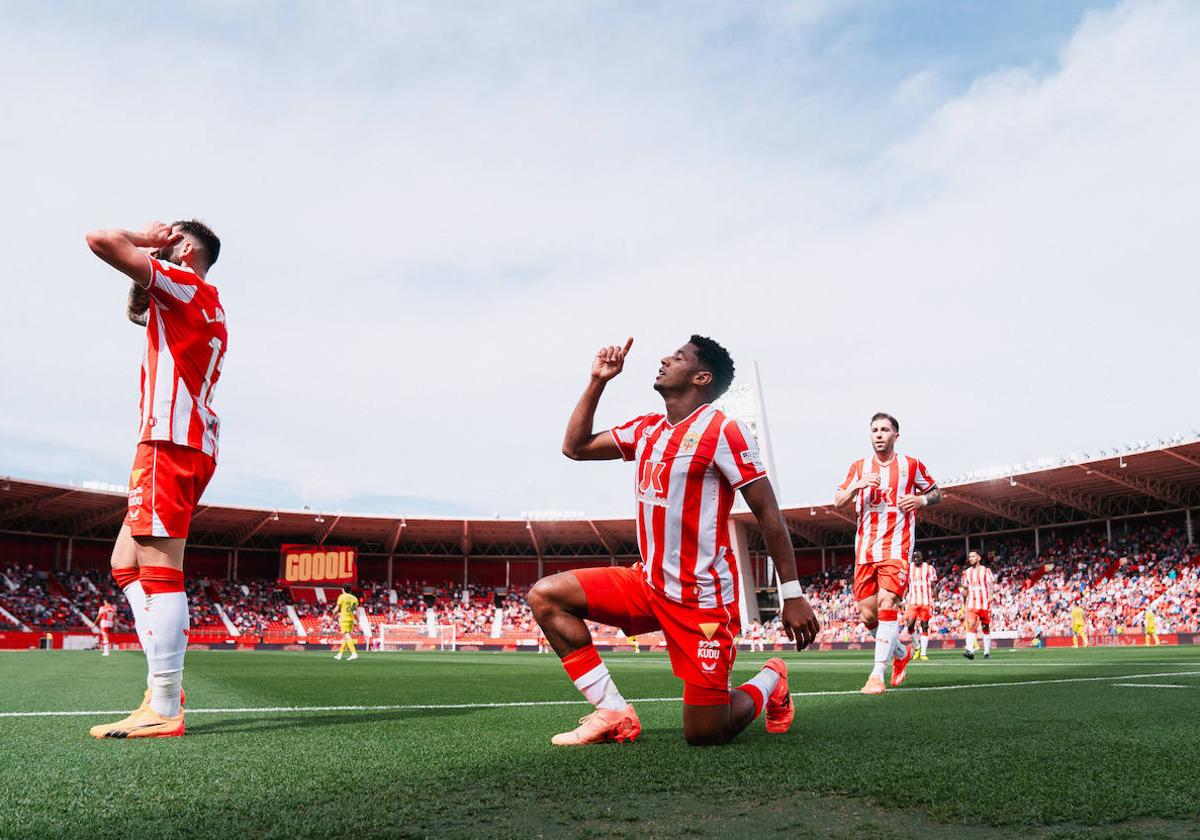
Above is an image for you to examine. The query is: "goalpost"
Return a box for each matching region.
[377,624,457,651]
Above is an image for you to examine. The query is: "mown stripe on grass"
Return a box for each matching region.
[2,669,1198,718]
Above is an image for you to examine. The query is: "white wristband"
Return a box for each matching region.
[779,580,803,601]
[920,494,929,507]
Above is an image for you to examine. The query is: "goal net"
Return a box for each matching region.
[377,624,457,651]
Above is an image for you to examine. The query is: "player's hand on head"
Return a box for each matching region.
[782,596,820,651]
[591,337,633,382]
[897,494,923,513]
[138,221,183,248]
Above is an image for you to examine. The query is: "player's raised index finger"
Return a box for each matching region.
[621,337,633,355]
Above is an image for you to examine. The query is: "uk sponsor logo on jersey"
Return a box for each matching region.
[637,461,669,507]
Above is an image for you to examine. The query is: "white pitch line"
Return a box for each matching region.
[1112,683,1193,689]
[2,669,1199,719]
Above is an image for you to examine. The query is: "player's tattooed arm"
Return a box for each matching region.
[86,222,180,287]
[899,484,942,513]
[126,282,150,326]
[562,338,633,461]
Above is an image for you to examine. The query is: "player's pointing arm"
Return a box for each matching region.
[740,478,820,650]
[561,338,633,461]
[86,222,182,287]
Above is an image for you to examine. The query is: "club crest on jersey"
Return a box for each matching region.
[681,432,701,453]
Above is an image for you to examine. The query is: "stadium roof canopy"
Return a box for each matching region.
[1,438,1197,557]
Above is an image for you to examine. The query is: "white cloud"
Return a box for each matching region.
[0,0,1196,516]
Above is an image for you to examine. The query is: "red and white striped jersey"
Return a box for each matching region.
[610,404,766,609]
[138,256,227,460]
[962,565,994,610]
[840,454,936,565]
[909,563,938,606]
[97,604,116,626]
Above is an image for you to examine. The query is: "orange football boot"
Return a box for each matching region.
[551,705,641,746]
[89,707,185,739]
[860,674,886,695]
[762,658,794,733]
[891,645,914,688]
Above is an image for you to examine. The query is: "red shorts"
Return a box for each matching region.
[573,564,739,705]
[905,604,932,622]
[967,608,991,626]
[853,558,909,602]
[125,441,216,539]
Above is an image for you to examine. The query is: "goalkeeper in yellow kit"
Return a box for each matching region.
[334,585,360,661]
[1070,604,1088,648]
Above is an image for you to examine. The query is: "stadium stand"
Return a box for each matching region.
[0,436,1196,649]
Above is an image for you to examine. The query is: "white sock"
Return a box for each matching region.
[145,590,189,716]
[150,671,183,717]
[120,580,152,655]
[983,633,991,655]
[891,631,908,660]
[739,666,781,717]
[920,633,929,656]
[872,619,898,678]
[966,631,977,652]
[574,663,627,711]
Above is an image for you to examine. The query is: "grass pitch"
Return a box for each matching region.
[2,646,1199,839]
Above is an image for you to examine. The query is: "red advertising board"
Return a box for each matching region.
[279,544,357,585]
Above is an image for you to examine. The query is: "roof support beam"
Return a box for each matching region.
[943,490,1035,527]
[1162,448,1200,469]
[71,501,129,535]
[1077,464,1188,508]
[916,508,974,535]
[586,520,616,563]
[234,512,277,547]
[1012,478,1108,519]
[315,514,343,545]
[0,489,79,525]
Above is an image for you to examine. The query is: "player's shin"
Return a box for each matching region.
[561,643,627,711]
[983,632,992,656]
[735,666,780,720]
[872,609,900,678]
[114,567,150,650]
[919,632,929,657]
[966,631,977,652]
[140,566,188,718]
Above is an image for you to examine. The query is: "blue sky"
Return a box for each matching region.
[1,0,1195,517]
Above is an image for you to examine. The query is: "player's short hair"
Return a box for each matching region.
[688,334,735,398]
[342,584,352,593]
[870,411,899,433]
[174,219,220,269]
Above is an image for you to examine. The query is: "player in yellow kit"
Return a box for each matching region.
[1145,607,1160,646]
[334,585,360,661]
[1071,603,1088,648]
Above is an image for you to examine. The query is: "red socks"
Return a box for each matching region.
[140,566,184,595]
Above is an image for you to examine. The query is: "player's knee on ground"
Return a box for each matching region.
[682,711,733,746]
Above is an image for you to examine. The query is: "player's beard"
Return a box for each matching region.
[152,242,180,264]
